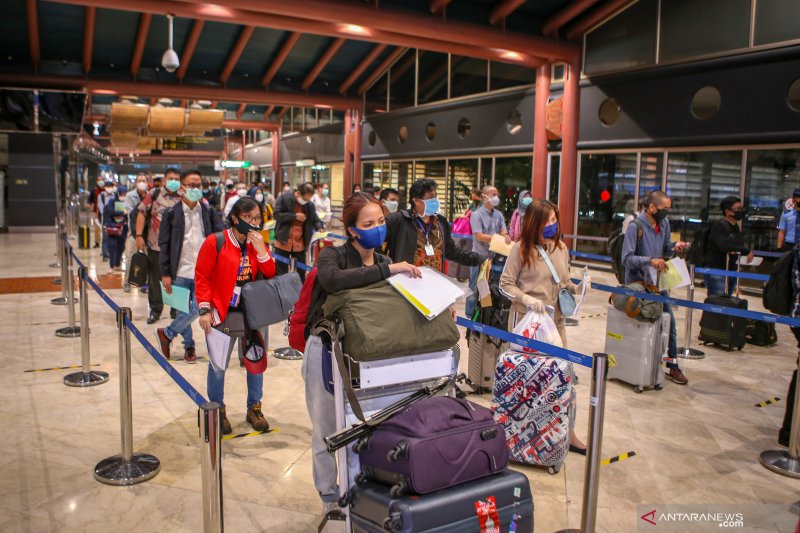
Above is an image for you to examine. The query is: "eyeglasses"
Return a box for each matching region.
[240,214,263,224]
[184,183,202,189]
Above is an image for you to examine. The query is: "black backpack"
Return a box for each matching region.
[763,250,794,315]
[608,217,643,284]
[686,225,712,267]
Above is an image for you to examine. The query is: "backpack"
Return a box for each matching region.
[608,217,643,284]
[288,267,319,351]
[763,250,794,315]
[609,282,664,322]
[686,225,712,267]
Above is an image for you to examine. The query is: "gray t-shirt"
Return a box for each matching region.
[471,206,507,257]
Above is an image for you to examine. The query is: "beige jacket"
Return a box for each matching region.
[499,241,576,345]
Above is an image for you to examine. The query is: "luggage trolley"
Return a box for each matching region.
[313,319,460,533]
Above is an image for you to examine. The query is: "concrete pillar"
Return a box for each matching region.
[558,60,581,244]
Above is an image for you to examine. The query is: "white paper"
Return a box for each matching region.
[657,257,691,291]
[739,255,763,267]
[206,327,232,372]
[388,266,465,320]
[488,234,513,256]
[572,267,589,316]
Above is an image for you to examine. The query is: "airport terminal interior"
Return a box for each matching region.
[1,0,799,532]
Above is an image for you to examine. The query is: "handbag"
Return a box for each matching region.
[452,216,472,236]
[104,224,123,237]
[214,309,246,337]
[537,245,576,316]
[126,251,149,287]
[241,272,303,329]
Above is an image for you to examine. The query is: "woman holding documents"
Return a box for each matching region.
[499,198,589,453]
[195,196,277,435]
[302,192,421,516]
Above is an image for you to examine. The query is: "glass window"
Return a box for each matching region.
[660,0,751,63]
[576,154,638,254]
[450,56,488,99]
[417,51,448,105]
[394,161,413,208]
[318,109,333,126]
[754,0,800,46]
[481,157,493,188]
[665,151,741,238]
[332,110,345,124]
[494,156,533,222]
[584,0,657,75]
[638,153,664,206]
[366,72,388,113]
[744,149,800,252]
[549,154,560,203]
[490,61,534,91]
[280,108,291,131]
[292,107,304,131]
[448,159,479,221]
[304,108,318,130]
[414,160,447,216]
[389,49,416,110]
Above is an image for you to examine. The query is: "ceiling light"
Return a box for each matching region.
[197,100,212,106]
[157,98,174,106]
[197,4,235,17]
[496,49,523,61]
[93,89,117,95]
[161,14,180,73]
[338,24,372,36]
[92,122,100,136]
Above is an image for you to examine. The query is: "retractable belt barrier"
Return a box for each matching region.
[272,252,314,272]
[695,267,770,282]
[570,250,613,263]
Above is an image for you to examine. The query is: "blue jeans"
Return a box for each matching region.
[465,265,480,319]
[207,327,267,410]
[164,276,198,349]
[703,274,736,297]
[661,290,679,369]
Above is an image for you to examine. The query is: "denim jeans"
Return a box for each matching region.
[206,327,267,410]
[661,290,679,369]
[164,276,198,348]
[465,265,480,319]
[703,274,736,297]
[301,335,339,504]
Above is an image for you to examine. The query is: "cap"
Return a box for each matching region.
[792,188,800,198]
[242,329,268,375]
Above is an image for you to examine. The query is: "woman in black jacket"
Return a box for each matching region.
[301,192,420,518]
[703,196,754,296]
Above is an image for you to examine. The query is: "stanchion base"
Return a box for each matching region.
[759,449,800,479]
[553,529,580,532]
[94,453,161,486]
[273,347,303,360]
[677,347,705,359]
[49,262,60,268]
[64,370,109,387]
[55,326,81,338]
[50,296,78,305]
[565,318,579,327]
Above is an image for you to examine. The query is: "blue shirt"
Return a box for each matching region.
[471,206,507,257]
[621,212,676,285]
[778,209,800,243]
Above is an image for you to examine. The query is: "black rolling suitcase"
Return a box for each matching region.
[350,468,533,533]
[78,225,91,249]
[699,294,748,351]
[745,319,778,346]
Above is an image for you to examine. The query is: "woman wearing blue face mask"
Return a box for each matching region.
[301,192,420,521]
[509,190,532,242]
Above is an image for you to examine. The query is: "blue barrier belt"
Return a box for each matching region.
[327,233,347,241]
[753,250,784,258]
[570,250,613,263]
[452,233,473,240]
[272,252,314,271]
[124,317,208,407]
[456,316,593,368]
[586,279,800,327]
[695,267,769,282]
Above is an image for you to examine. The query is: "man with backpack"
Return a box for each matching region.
[777,189,800,252]
[701,196,753,296]
[621,190,690,385]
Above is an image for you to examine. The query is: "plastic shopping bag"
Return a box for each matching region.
[510,310,563,354]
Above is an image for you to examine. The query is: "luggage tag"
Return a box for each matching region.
[230,286,242,307]
[424,243,435,256]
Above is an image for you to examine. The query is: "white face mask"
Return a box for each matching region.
[385,200,399,213]
[488,195,500,207]
[297,197,308,206]
[136,181,148,192]
[236,189,247,197]
[255,193,264,203]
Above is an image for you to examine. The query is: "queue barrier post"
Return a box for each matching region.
[199,402,224,533]
[555,353,609,533]
[94,307,161,485]
[49,216,61,269]
[64,265,110,387]
[759,352,800,479]
[677,263,705,360]
[50,223,74,305]
[55,237,81,337]
[274,255,304,361]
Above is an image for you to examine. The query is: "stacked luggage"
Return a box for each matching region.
[604,306,669,393]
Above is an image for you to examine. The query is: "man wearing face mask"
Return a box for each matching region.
[385,178,482,277]
[122,174,150,292]
[777,189,800,252]
[311,183,332,230]
[622,190,690,385]
[223,178,238,206]
[136,168,183,324]
[154,170,223,363]
[202,179,221,213]
[87,176,106,249]
[98,180,119,261]
[274,182,324,280]
[224,182,249,217]
[379,187,401,217]
[703,196,752,296]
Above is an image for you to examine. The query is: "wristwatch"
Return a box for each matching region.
[198,308,211,316]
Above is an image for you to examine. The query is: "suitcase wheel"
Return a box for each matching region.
[547,465,560,475]
[383,514,402,532]
[338,488,355,508]
[387,441,409,462]
[654,384,663,391]
[634,386,643,394]
[389,481,408,498]
[354,471,367,485]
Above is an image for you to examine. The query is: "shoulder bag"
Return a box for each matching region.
[242,272,303,329]
[537,245,577,316]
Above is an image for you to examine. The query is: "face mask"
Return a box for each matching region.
[185,189,203,203]
[297,197,308,205]
[136,181,148,192]
[421,197,440,217]
[732,210,745,221]
[255,193,264,203]
[234,217,259,235]
[385,200,399,213]
[653,208,669,223]
[165,180,181,193]
[543,221,558,239]
[236,189,247,198]
[323,189,329,197]
[351,224,387,249]
[488,195,500,208]
[522,197,533,207]
[97,180,105,187]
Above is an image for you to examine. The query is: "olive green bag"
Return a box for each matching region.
[322,281,460,361]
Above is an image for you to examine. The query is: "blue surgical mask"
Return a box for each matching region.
[351,224,387,250]
[165,180,180,193]
[322,189,329,197]
[422,197,440,217]
[185,188,203,203]
[543,222,559,239]
[522,197,533,207]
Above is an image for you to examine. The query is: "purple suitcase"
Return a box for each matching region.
[355,396,509,496]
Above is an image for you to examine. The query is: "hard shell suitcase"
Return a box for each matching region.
[356,396,508,495]
[699,295,747,351]
[350,468,534,533]
[491,350,575,473]
[78,225,90,250]
[605,306,669,393]
[468,333,506,393]
[745,319,778,346]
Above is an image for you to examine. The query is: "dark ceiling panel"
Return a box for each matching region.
[314,39,375,92]
[40,3,84,63]
[94,8,139,71]
[185,21,243,80]
[267,34,331,93]
[233,28,287,80]
[0,1,29,69]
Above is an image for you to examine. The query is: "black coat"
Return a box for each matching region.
[273,191,324,248]
[158,200,224,280]
[384,208,482,269]
[706,218,750,269]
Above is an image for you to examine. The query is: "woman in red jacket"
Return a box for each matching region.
[195,196,276,434]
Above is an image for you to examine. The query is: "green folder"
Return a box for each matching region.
[160,282,190,314]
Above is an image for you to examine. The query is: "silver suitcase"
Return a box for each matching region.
[604,306,668,393]
[467,333,506,393]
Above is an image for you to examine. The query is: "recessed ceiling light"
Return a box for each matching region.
[338,24,372,36]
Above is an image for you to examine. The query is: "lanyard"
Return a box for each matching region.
[415,217,435,244]
[236,245,248,278]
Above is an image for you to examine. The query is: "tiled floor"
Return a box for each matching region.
[1,232,799,532]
